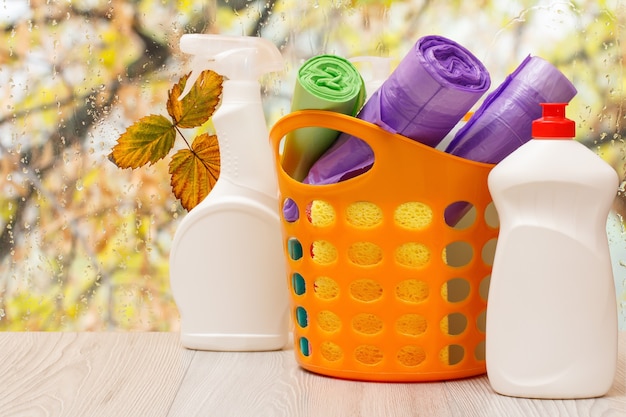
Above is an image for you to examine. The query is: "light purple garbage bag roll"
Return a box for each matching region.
[303,35,491,186]
[444,55,577,163]
[442,54,577,226]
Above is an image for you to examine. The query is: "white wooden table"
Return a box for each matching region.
[0,332,624,416]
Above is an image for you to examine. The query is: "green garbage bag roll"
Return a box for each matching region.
[281,54,365,181]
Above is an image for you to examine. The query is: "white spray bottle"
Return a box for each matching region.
[169,34,289,351]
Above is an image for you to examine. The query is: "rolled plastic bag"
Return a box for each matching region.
[443,55,577,226]
[280,55,365,181]
[303,35,491,186]
[444,55,577,162]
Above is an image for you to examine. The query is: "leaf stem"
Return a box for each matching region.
[174,125,214,173]
[175,125,193,149]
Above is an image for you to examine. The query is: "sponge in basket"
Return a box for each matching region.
[309,199,454,365]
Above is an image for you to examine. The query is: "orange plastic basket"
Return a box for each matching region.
[270,110,498,382]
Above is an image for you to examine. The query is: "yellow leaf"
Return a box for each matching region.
[109,115,176,169]
[169,133,220,211]
[167,70,223,129]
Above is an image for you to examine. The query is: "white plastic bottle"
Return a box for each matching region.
[169,34,289,351]
[486,102,619,398]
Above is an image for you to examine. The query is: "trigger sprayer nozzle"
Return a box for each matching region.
[178,34,284,101]
[179,48,257,100]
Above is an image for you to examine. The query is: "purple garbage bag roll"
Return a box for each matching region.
[443,55,577,226]
[303,35,491,186]
[444,55,577,163]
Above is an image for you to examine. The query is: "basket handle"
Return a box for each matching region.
[269,110,410,179]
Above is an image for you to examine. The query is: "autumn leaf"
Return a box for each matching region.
[169,133,220,211]
[167,70,224,129]
[109,115,176,169]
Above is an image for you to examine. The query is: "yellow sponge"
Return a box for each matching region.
[394,202,433,230]
[320,341,343,362]
[395,279,429,303]
[349,279,383,302]
[352,313,384,335]
[317,310,341,332]
[395,242,431,268]
[397,345,426,367]
[346,202,383,228]
[354,344,384,365]
[311,240,338,264]
[348,241,383,266]
[314,276,339,300]
[439,346,450,365]
[395,313,427,336]
[440,315,449,334]
[308,200,335,227]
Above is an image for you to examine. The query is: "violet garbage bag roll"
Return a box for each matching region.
[444,55,577,163]
[303,35,491,186]
[443,55,577,226]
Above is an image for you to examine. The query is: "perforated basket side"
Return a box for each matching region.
[270,110,498,382]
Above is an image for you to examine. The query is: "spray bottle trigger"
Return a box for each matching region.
[179,48,258,101]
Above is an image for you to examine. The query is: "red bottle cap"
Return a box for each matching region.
[531,103,575,139]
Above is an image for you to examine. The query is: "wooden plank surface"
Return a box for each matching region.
[169,347,455,417]
[0,332,193,417]
[0,332,624,416]
[171,334,626,417]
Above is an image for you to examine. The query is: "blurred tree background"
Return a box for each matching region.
[1,0,625,330]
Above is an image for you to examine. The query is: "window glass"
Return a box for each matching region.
[1,0,625,330]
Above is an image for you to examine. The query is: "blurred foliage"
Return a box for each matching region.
[1,0,626,330]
